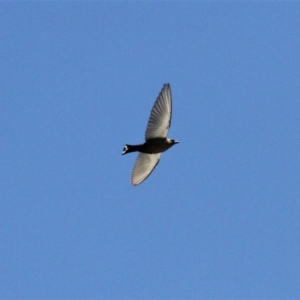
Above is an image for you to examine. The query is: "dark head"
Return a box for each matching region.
[122,145,129,155]
[122,144,142,155]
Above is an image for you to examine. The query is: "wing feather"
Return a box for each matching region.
[131,153,161,186]
[145,84,172,140]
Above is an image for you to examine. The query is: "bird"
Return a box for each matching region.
[122,83,179,186]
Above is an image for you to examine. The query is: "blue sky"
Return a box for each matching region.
[1,2,300,299]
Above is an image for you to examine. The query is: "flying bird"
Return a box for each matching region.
[122,83,179,186]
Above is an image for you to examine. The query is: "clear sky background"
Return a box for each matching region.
[1,2,300,299]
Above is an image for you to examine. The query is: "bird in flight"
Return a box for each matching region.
[122,83,179,186]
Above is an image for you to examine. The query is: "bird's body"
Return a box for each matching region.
[122,83,178,186]
[123,138,177,155]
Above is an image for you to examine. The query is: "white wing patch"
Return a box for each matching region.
[131,153,161,186]
[145,84,172,141]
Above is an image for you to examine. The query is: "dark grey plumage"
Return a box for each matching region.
[122,83,178,185]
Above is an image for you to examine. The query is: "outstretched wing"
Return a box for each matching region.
[145,83,172,141]
[131,153,161,186]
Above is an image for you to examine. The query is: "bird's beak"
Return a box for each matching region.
[174,140,179,144]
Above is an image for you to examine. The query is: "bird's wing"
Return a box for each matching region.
[131,153,161,186]
[145,83,172,141]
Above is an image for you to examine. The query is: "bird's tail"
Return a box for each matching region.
[122,144,141,155]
